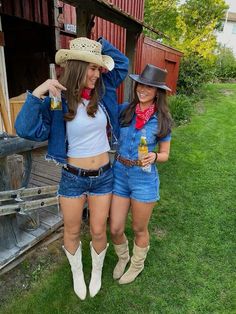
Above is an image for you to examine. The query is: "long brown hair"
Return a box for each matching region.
[59,60,103,121]
[120,82,172,137]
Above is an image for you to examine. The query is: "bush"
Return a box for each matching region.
[214,46,236,81]
[169,94,193,125]
[177,53,215,96]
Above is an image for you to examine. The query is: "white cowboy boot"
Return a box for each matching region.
[113,240,130,279]
[119,242,149,284]
[63,242,87,300]
[89,242,109,297]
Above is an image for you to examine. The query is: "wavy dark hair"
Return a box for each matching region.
[59,60,104,121]
[120,82,172,138]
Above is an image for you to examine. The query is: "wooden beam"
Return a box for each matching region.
[124,30,140,101]
[68,0,143,33]
[0,137,47,158]
[76,5,94,37]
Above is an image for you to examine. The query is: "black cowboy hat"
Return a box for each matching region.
[129,64,171,91]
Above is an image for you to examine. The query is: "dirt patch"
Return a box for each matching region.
[152,226,167,240]
[219,89,234,96]
[195,101,206,114]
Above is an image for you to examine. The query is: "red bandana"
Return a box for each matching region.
[135,103,156,129]
[81,88,92,100]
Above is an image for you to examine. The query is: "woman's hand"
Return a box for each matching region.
[32,79,67,99]
[141,152,157,166]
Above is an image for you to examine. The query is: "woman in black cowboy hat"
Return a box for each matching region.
[109,64,172,284]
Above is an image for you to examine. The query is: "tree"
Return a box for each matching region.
[144,0,228,59]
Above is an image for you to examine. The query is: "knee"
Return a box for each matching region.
[110,224,125,239]
[64,224,80,239]
[132,225,148,238]
[90,225,106,241]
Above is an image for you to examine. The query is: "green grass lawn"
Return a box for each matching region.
[1,83,235,314]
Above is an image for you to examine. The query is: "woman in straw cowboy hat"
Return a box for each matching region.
[110,64,172,284]
[15,37,128,299]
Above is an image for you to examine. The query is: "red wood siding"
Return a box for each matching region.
[135,35,183,94]
[0,0,50,25]
[107,0,145,22]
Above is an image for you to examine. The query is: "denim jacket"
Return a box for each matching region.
[15,38,129,165]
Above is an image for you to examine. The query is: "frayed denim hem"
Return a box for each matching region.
[57,193,86,199]
[89,191,112,196]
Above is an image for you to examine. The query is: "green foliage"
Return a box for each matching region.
[177,53,215,95]
[214,46,236,81]
[176,0,228,59]
[144,0,181,40]
[144,0,228,60]
[169,94,193,125]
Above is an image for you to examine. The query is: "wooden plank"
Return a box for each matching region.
[39,210,61,227]
[0,216,16,249]
[0,219,63,270]
[29,174,60,186]
[0,230,63,275]
[0,196,58,216]
[0,185,58,202]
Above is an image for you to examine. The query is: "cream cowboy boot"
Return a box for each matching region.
[113,240,130,279]
[63,242,87,300]
[89,242,109,297]
[119,242,149,284]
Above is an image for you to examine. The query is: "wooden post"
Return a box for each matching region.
[0,82,12,133]
[0,17,11,133]
[76,5,92,37]
[124,30,141,102]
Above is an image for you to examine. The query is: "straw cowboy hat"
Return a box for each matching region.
[55,37,115,71]
[129,64,171,91]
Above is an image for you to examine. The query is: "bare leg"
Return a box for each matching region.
[109,195,130,245]
[60,196,86,254]
[88,193,112,253]
[130,199,155,247]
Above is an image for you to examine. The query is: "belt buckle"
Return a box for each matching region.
[80,169,87,177]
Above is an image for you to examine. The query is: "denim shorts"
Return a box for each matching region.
[58,163,113,198]
[112,160,160,203]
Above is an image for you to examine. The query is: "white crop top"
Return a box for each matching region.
[66,100,110,158]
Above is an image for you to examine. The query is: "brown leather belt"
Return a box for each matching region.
[64,162,111,177]
[115,153,142,167]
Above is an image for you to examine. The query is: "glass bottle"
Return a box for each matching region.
[138,129,151,172]
[49,63,62,110]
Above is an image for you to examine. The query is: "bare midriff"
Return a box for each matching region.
[67,152,109,170]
